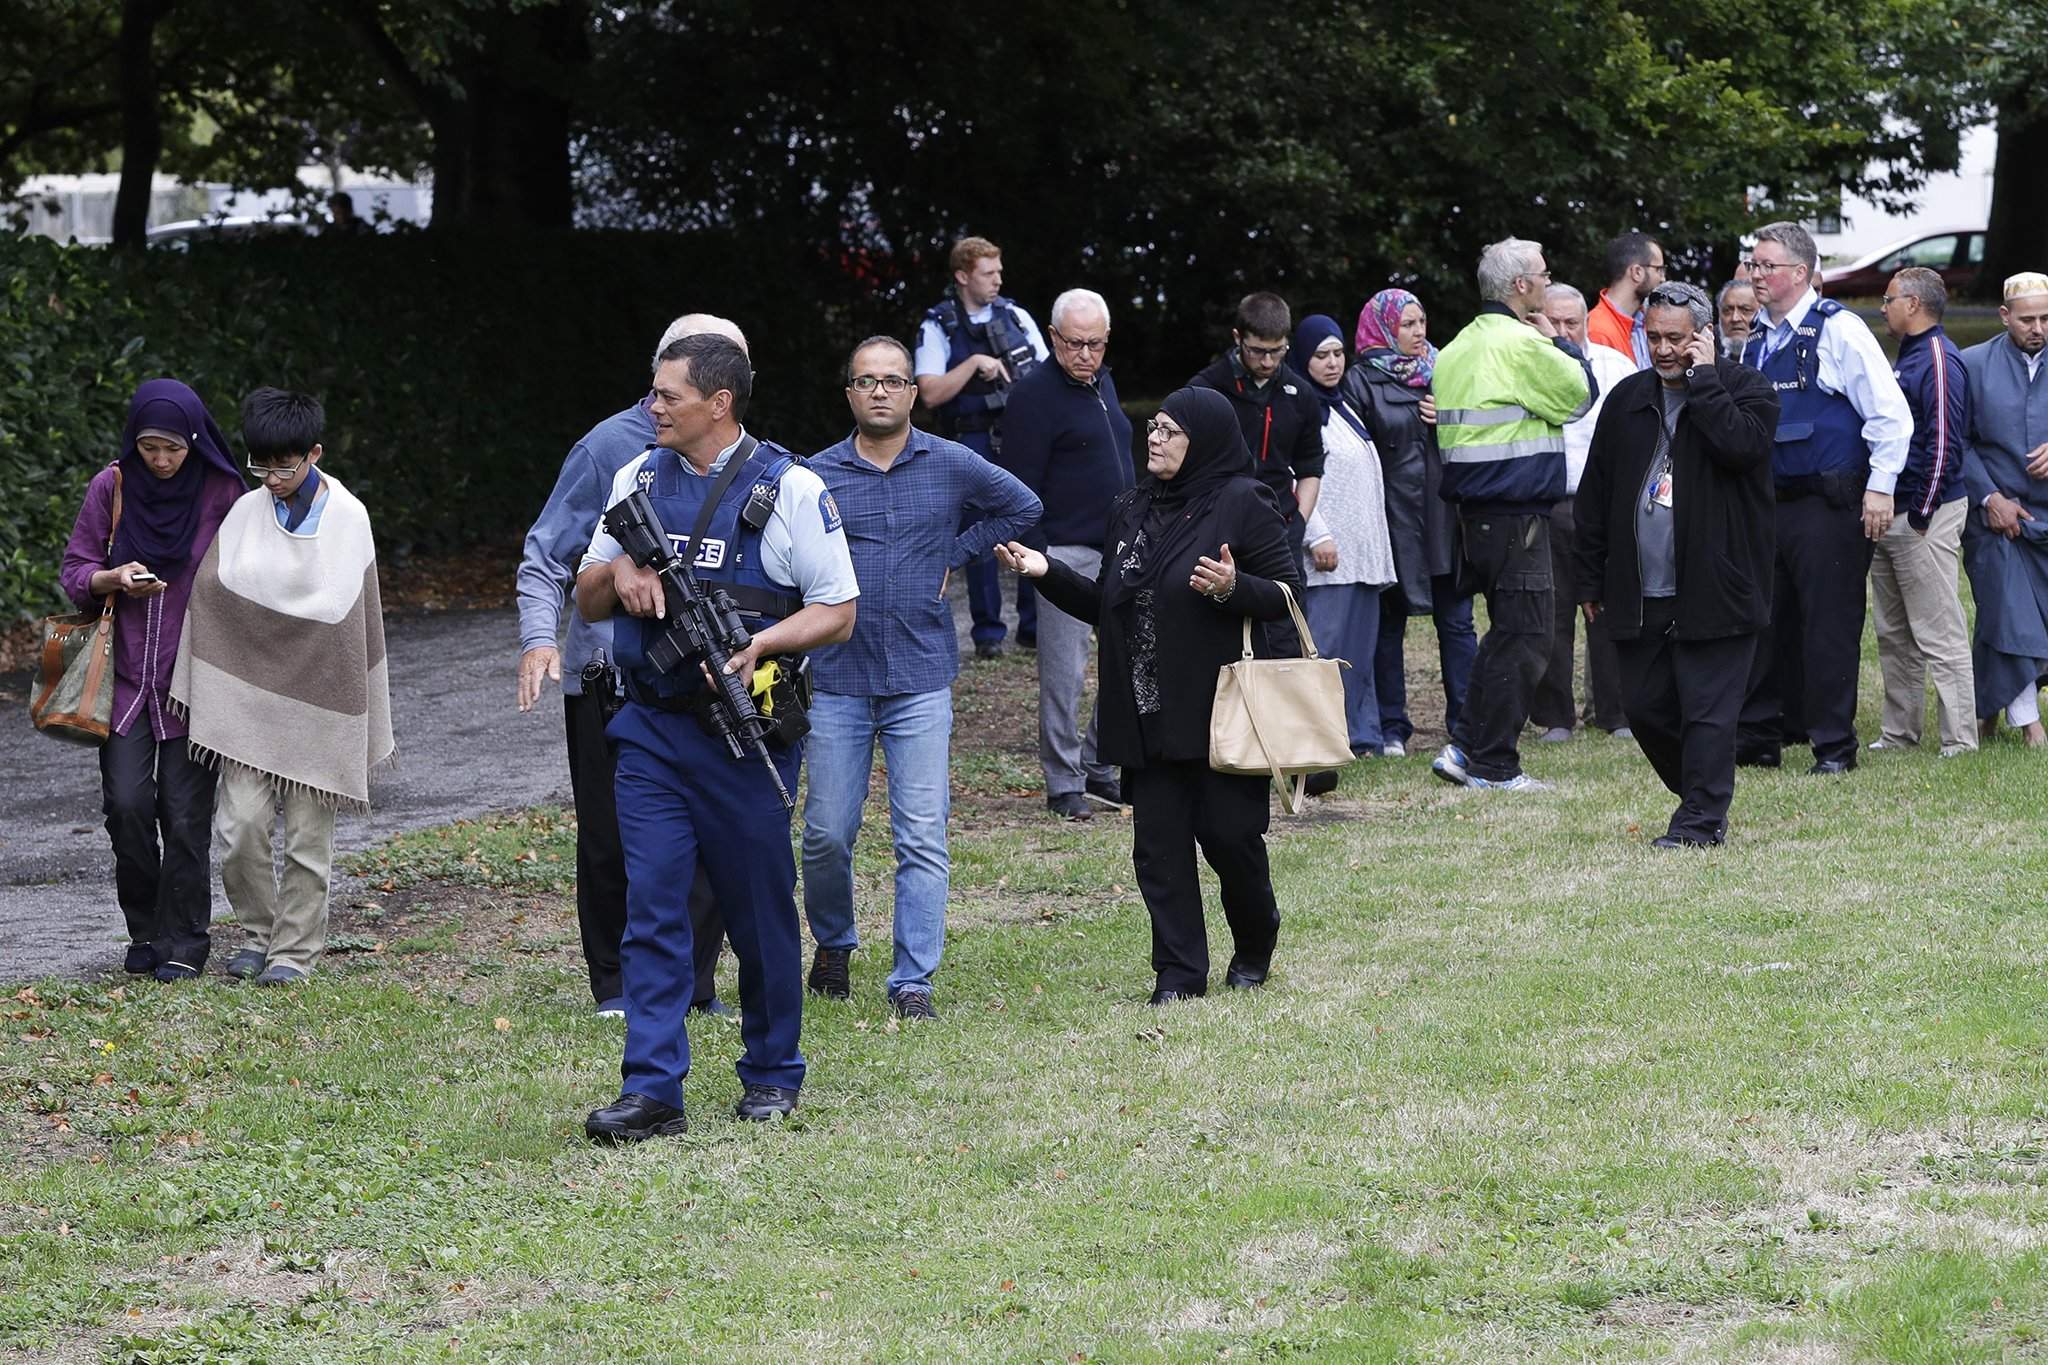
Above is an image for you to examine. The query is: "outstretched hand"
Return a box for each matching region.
[995,541,1049,578]
[1191,543,1238,598]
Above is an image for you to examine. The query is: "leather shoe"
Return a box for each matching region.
[1148,988,1201,1006]
[1302,769,1339,797]
[973,641,1003,661]
[1651,833,1720,849]
[225,948,265,981]
[807,946,851,999]
[1047,792,1093,821]
[1736,748,1781,769]
[689,997,735,1018]
[123,943,159,975]
[1083,777,1126,808]
[1224,959,1270,990]
[1806,758,1854,775]
[152,961,201,983]
[585,1092,688,1143]
[735,1084,799,1121]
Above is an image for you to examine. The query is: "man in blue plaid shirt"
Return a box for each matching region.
[801,336,1041,1019]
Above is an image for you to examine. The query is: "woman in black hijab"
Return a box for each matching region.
[999,387,1302,1002]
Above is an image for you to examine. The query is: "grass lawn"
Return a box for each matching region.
[5,627,2048,1363]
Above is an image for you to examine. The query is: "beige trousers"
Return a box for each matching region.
[1869,496,1977,750]
[215,761,338,973]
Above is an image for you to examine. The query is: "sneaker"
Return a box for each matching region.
[688,997,735,1018]
[595,996,627,1019]
[1083,777,1126,808]
[1868,737,1912,751]
[1938,743,1973,758]
[1047,792,1093,821]
[807,946,851,999]
[734,1084,799,1121]
[973,641,1004,661]
[891,989,938,1021]
[585,1092,687,1143]
[152,961,201,983]
[1430,744,1470,786]
[1538,726,1573,743]
[1382,740,1406,759]
[1612,726,1635,740]
[1465,772,1553,792]
[225,948,265,981]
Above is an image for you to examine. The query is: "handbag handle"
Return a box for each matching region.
[1238,581,1320,660]
[97,466,125,619]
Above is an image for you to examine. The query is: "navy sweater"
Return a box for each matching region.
[1891,324,1969,529]
[999,362,1136,549]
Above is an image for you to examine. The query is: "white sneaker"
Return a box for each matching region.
[1938,743,1973,758]
[1868,737,1912,751]
[1466,772,1553,792]
[1383,740,1406,759]
[1430,744,1469,785]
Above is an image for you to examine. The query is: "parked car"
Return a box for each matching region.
[144,215,310,250]
[1821,229,1986,299]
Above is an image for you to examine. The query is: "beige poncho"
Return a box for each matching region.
[170,474,394,811]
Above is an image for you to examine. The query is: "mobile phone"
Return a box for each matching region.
[130,570,159,584]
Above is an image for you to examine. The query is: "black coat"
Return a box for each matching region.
[1190,355,1327,522]
[1342,363,1450,612]
[1036,477,1301,768]
[1571,362,1779,642]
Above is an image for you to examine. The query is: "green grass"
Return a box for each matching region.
[6,643,2048,1362]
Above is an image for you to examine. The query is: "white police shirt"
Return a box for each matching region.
[913,303,1050,379]
[581,430,860,608]
[1750,287,1912,495]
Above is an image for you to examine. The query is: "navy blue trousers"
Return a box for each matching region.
[956,428,1035,647]
[610,702,806,1105]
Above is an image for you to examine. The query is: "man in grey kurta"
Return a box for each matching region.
[1958,272,2048,744]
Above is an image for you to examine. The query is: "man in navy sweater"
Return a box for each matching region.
[1000,289,1136,820]
[1872,266,1975,755]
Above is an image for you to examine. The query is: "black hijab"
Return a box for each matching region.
[1109,387,1257,605]
[109,379,242,575]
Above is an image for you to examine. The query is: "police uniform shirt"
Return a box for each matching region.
[581,431,861,609]
[913,303,1050,379]
[1750,287,1913,493]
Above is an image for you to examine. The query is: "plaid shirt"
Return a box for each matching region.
[807,426,1041,696]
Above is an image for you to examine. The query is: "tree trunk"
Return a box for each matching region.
[1979,100,2048,302]
[427,2,586,229]
[110,0,168,249]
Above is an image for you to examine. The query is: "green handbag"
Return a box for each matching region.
[29,469,122,744]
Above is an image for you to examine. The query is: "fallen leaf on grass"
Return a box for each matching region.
[494,1017,511,1031]
[1001,1279,1016,1292]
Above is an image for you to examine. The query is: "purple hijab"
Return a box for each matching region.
[109,379,242,574]
[1353,289,1438,389]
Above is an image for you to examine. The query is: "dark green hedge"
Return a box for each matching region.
[0,228,901,624]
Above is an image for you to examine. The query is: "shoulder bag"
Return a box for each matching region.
[30,468,123,744]
[1208,582,1351,814]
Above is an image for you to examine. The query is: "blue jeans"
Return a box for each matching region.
[1375,575,1478,743]
[801,688,952,998]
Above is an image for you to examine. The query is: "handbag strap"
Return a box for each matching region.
[1229,649,1308,815]
[98,466,125,622]
[1236,580,1322,660]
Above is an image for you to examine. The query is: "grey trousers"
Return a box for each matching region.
[216,761,338,974]
[1038,544,1116,797]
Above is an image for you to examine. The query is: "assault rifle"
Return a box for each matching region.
[603,489,795,810]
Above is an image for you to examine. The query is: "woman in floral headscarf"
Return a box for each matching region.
[1340,289,1475,756]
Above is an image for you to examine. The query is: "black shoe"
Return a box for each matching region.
[152,961,200,983]
[807,947,851,1000]
[1148,988,1201,1006]
[1303,770,1340,797]
[224,948,265,981]
[1807,758,1854,775]
[973,641,1003,661]
[585,1092,688,1143]
[891,989,938,1020]
[1736,749,1781,769]
[1047,792,1093,821]
[735,1084,799,1121]
[1083,777,1126,808]
[1224,958,1270,990]
[123,943,158,975]
[1651,834,1719,849]
[1017,633,1036,650]
[688,997,734,1018]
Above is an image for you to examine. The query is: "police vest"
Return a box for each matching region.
[1743,298,1872,484]
[613,442,805,701]
[924,293,1040,432]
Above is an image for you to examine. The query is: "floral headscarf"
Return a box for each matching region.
[1353,289,1437,389]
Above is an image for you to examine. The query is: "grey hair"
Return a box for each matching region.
[1476,238,1545,304]
[1753,221,1819,274]
[1716,278,1756,310]
[1891,266,1948,321]
[1544,282,1587,311]
[1050,288,1111,330]
[652,313,750,373]
[1644,282,1713,332]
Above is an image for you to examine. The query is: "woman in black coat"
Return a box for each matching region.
[998,387,1302,1003]
[1341,288,1477,756]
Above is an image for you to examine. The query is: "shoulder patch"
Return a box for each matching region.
[818,489,843,534]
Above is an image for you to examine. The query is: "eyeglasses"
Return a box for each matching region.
[848,375,913,393]
[1240,341,1288,360]
[1520,270,1553,284]
[1743,259,1801,275]
[1051,328,1108,356]
[246,454,307,480]
[1145,420,1186,440]
[1880,294,1899,307]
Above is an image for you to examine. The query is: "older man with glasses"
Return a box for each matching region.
[1000,289,1137,820]
[1734,220,1913,774]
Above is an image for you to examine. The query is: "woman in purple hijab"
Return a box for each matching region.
[59,378,245,981]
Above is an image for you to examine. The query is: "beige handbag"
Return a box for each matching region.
[1209,582,1351,814]
[30,469,122,745]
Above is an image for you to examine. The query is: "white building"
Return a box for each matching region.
[1811,123,1996,262]
[12,167,431,244]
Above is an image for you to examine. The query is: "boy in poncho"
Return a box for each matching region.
[171,388,394,984]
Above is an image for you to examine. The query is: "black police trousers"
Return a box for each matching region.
[1449,510,1554,781]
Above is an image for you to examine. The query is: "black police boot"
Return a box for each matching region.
[807,946,851,1000]
[585,1092,688,1143]
[735,1084,799,1121]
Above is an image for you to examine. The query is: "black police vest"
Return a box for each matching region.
[925,293,1040,432]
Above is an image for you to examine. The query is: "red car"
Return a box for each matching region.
[1821,229,1986,299]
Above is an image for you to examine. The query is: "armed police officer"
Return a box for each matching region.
[577,333,858,1140]
[915,235,1049,659]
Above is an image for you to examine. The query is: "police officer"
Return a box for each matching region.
[576,333,858,1139]
[914,235,1049,659]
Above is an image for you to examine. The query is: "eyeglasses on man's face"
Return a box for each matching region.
[1239,340,1288,361]
[1145,420,1186,440]
[1744,259,1801,275]
[848,375,913,394]
[247,454,307,480]
[1051,328,1109,356]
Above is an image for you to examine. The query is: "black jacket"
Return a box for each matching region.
[1571,362,1779,642]
[1342,362,1451,612]
[999,361,1136,549]
[1190,355,1326,522]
